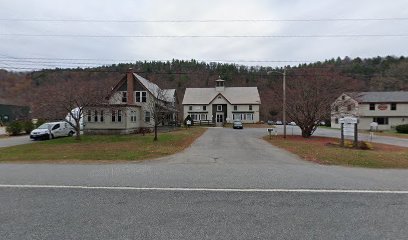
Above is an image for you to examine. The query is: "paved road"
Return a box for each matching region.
[0,135,32,148]
[1,187,407,240]
[1,127,408,239]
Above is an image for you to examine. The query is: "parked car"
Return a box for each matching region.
[267,120,274,125]
[30,121,75,140]
[233,120,243,129]
[275,121,283,125]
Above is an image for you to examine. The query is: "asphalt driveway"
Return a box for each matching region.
[0,135,32,148]
[1,127,408,239]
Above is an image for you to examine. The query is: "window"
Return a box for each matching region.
[234,105,237,111]
[217,105,222,111]
[342,95,345,100]
[52,124,60,130]
[373,117,389,125]
[121,91,127,103]
[203,106,207,111]
[117,110,122,122]
[87,110,92,122]
[94,110,98,122]
[135,91,147,102]
[111,110,116,122]
[246,113,253,121]
[130,111,137,122]
[100,110,104,122]
[347,105,352,111]
[335,118,339,124]
[189,106,193,111]
[216,81,224,87]
[335,106,339,112]
[145,111,151,122]
[391,103,397,110]
[369,103,375,110]
[249,105,252,111]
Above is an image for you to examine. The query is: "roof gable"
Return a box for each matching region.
[182,87,261,105]
[346,91,408,103]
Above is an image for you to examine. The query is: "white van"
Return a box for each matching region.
[30,121,75,140]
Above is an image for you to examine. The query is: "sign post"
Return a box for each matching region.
[339,117,358,148]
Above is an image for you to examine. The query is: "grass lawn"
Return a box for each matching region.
[263,135,408,168]
[0,127,206,162]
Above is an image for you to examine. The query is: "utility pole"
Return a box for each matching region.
[283,68,287,139]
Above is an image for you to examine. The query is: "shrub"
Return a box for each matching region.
[359,141,374,150]
[396,124,408,134]
[6,121,23,136]
[22,120,35,134]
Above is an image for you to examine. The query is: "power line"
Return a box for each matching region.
[1,33,407,38]
[1,17,408,23]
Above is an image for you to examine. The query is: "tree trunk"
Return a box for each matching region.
[154,124,158,141]
[75,119,81,140]
[301,126,313,138]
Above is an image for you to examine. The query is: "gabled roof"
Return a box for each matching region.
[111,73,175,103]
[346,91,408,103]
[182,87,261,105]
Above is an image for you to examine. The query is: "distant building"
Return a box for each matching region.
[83,69,177,134]
[182,78,261,126]
[0,98,29,125]
[331,92,408,130]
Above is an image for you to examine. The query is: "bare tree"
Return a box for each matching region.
[282,69,360,138]
[31,79,111,140]
[144,88,177,141]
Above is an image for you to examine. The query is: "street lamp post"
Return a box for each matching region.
[267,68,287,139]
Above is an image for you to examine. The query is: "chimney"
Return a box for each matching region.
[126,68,134,105]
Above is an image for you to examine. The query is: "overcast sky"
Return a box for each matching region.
[1,0,408,70]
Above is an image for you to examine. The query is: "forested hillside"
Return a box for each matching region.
[1,56,407,120]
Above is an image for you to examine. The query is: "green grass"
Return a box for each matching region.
[264,135,408,168]
[0,128,206,162]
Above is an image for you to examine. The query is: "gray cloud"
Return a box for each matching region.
[0,0,407,70]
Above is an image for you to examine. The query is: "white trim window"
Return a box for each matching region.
[217,105,223,111]
[117,110,122,122]
[111,110,116,122]
[135,91,147,103]
[130,110,137,122]
[145,111,151,122]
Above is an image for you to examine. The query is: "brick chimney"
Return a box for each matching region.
[126,68,134,105]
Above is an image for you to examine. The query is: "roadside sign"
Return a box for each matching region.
[343,123,355,137]
[339,117,358,124]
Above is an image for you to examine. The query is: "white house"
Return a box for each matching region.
[84,69,177,134]
[182,78,261,126]
[331,91,408,130]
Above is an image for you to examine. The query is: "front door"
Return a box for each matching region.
[216,113,224,127]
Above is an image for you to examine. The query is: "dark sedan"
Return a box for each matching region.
[233,120,243,129]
